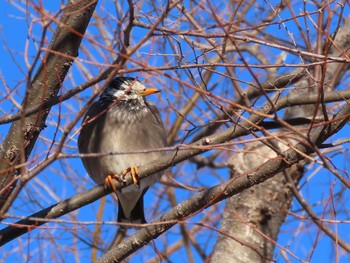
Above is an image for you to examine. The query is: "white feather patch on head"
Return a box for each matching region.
[100,77,146,102]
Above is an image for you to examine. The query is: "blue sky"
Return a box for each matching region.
[1,1,350,262]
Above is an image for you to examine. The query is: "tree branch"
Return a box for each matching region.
[98,104,350,262]
[0,0,98,208]
[1,87,350,247]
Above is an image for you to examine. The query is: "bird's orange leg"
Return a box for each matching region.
[122,166,140,187]
[104,174,126,192]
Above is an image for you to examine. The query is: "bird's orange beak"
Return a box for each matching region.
[138,88,160,97]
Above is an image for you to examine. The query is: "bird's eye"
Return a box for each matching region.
[125,89,132,95]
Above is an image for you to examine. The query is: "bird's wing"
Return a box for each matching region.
[78,102,108,180]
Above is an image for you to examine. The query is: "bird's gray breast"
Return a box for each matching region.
[90,102,165,189]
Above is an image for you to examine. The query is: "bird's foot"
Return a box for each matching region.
[122,166,140,187]
[104,174,127,193]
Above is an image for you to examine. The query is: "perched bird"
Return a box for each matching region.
[78,77,166,226]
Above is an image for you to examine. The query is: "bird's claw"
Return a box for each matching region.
[104,174,127,193]
[122,166,140,187]
[104,166,140,192]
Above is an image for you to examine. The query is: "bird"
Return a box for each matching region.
[78,77,166,227]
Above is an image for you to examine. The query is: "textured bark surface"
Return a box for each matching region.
[211,142,303,262]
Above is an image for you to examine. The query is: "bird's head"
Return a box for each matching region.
[100,77,160,104]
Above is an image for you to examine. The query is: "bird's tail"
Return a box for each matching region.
[117,187,149,228]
